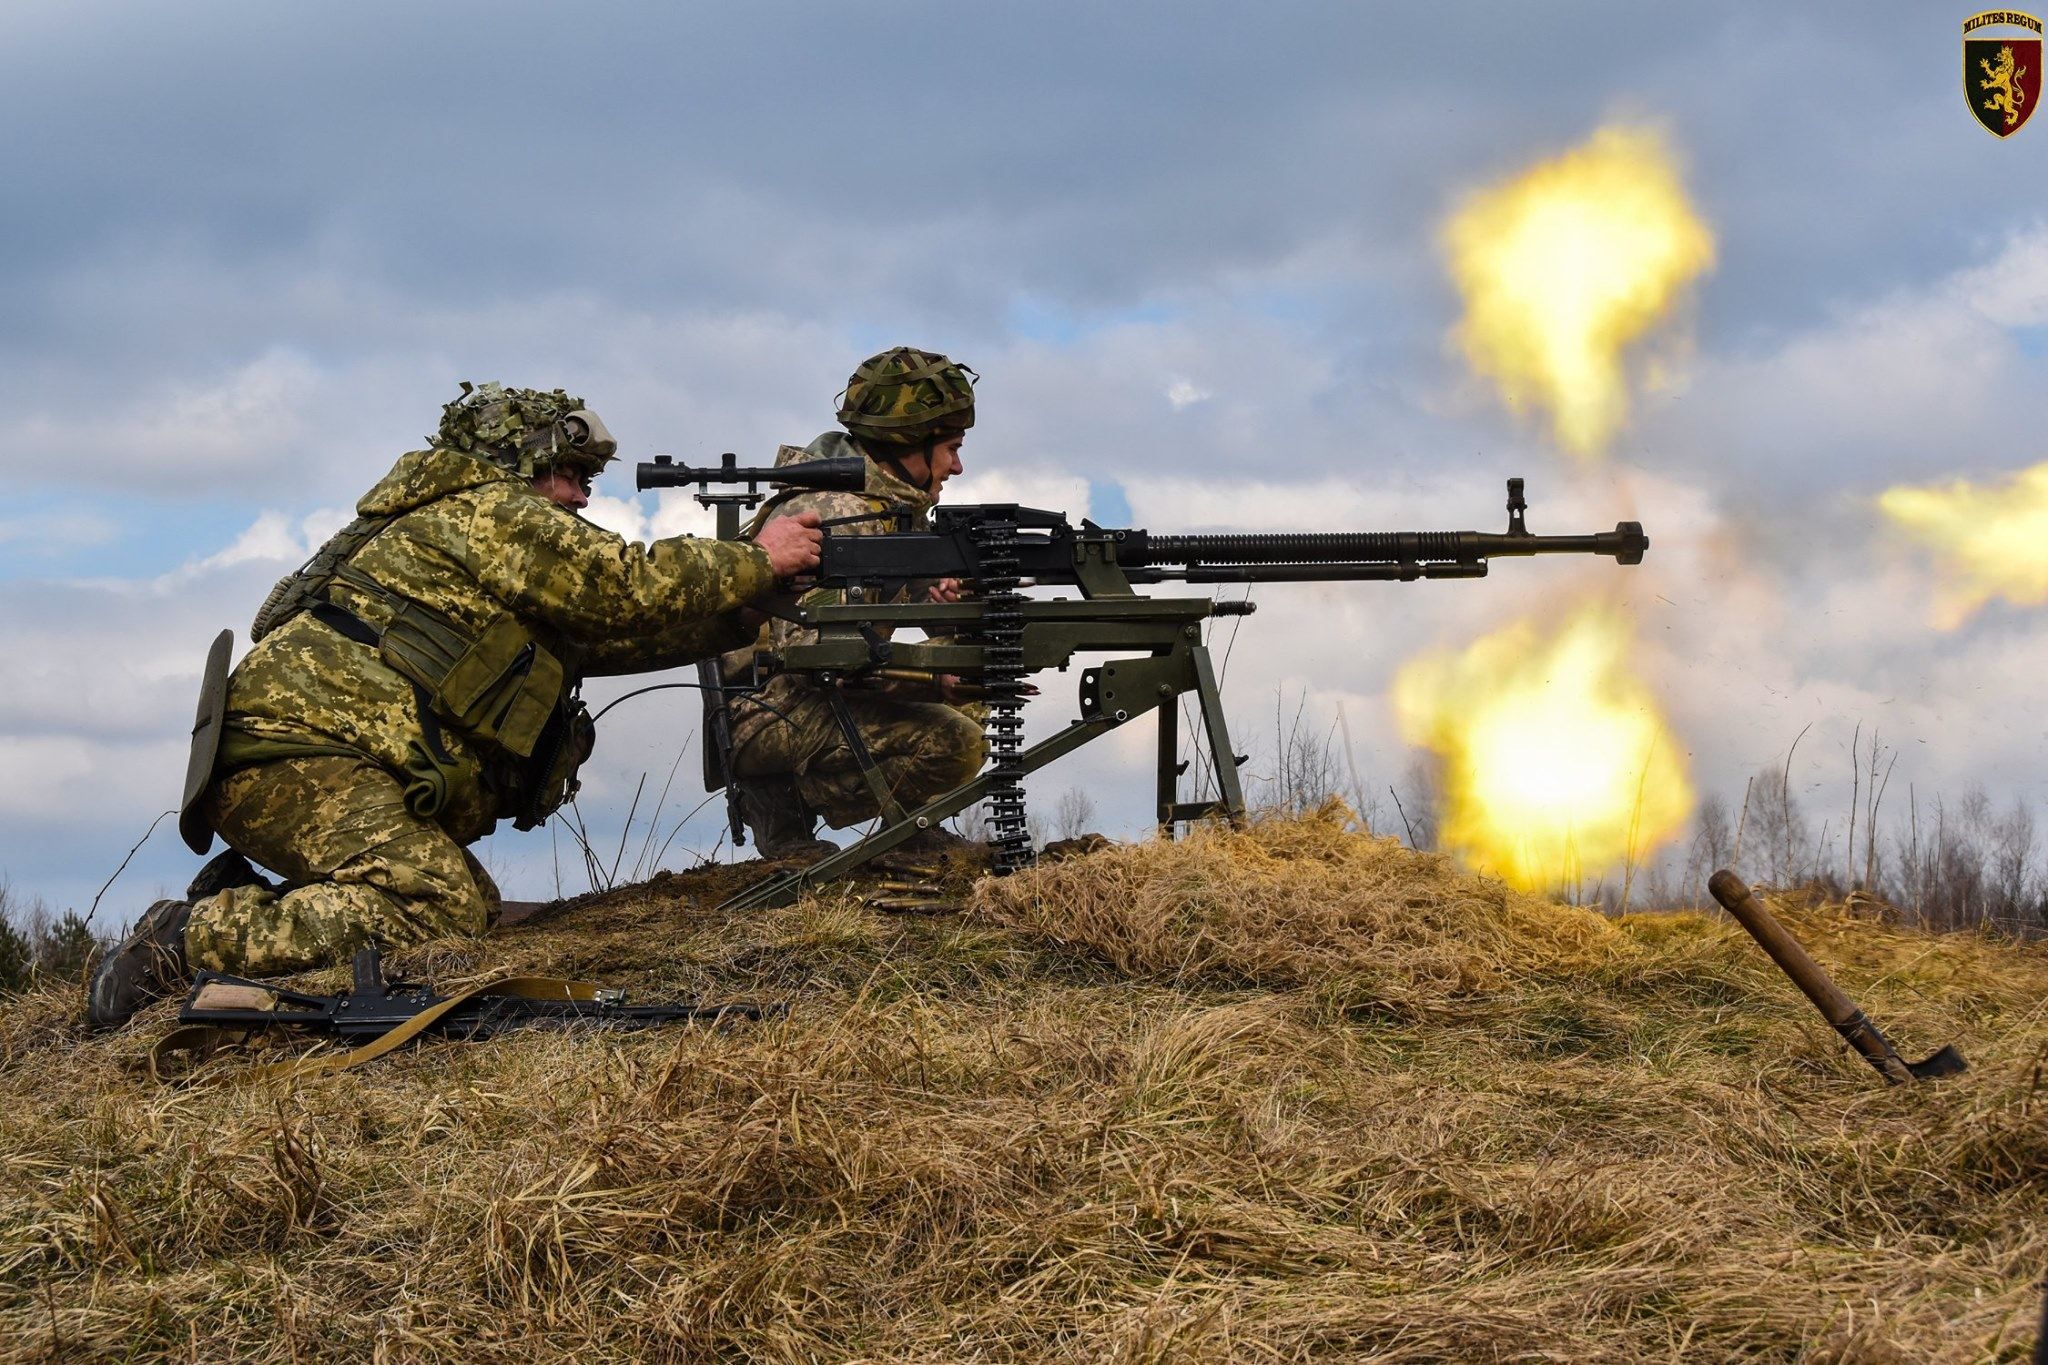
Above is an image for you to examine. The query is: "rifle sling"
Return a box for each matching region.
[147,972,619,1086]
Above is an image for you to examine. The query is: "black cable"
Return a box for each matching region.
[589,681,799,729]
[589,681,707,723]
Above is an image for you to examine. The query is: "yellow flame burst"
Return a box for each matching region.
[1392,605,1693,892]
[1443,125,1715,459]
[1880,461,2048,628]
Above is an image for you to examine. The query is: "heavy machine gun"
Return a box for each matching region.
[637,456,1648,911]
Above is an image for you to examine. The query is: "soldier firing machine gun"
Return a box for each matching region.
[639,455,1648,911]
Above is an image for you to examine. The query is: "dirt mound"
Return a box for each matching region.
[974,799,1622,1012]
[2,819,2044,1360]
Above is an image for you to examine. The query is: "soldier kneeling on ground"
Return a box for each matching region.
[716,348,992,863]
[88,383,823,1029]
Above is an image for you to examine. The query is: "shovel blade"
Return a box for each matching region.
[1905,1044,1967,1081]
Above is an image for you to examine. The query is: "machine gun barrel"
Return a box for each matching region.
[1140,523,1647,580]
[1135,477,1644,579]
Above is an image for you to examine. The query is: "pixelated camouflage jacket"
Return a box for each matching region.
[224,446,773,836]
[721,431,939,759]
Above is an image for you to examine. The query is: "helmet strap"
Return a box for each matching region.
[887,440,940,498]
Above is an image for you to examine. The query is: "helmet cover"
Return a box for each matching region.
[835,348,977,448]
[436,382,617,477]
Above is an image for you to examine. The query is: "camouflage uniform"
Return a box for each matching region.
[721,433,986,828]
[189,756,504,972]
[186,444,773,975]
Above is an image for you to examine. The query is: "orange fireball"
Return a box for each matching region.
[1393,604,1692,892]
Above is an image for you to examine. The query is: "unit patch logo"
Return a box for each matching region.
[1965,10,2043,138]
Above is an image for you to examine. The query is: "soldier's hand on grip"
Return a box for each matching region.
[756,511,823,578]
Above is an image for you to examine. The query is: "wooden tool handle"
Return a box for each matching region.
[1708,869,1913,1084]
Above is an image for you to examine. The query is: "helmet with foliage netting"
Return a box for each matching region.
[835,348,977,448]
[434,382,618,478]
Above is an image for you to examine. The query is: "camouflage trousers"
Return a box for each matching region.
[730,687,986,828]
[183,755,500,977]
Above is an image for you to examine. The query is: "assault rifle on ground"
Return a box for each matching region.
[149,944,781,1082]
[638,457,1648,911]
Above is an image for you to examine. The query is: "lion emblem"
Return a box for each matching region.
[1980,44,2030,129]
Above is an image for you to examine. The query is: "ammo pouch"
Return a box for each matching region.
[399,733,467,821]
[510,698,597,831]
[319,568,580,825]
[354,585,566,761]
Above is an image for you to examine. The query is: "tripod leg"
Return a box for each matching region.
[1156,692,1180,840]
[820,682,909,827]
[1191,645,1246,824]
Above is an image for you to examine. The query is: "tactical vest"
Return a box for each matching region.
[251,512,395,643]
[247,502,592,829]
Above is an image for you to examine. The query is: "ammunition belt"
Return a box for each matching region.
[970,514,1034,875]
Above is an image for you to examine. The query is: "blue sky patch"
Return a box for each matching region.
[0,494,269,583]
[1087,477,1133,527]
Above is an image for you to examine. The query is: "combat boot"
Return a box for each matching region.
[184,848,277,900]
[86,899,195,1031]
[737,778,837,862]
[876,822,985,872]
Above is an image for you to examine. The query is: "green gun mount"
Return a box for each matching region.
[708,476,1647,911]
[635,452,869,846]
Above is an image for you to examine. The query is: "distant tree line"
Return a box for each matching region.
[0,883,111,994]
[1212,695,2048,937]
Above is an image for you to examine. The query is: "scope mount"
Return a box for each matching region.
[642,453,765,515]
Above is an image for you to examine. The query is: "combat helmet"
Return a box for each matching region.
[836,348,977,448]
[435,382,619,478]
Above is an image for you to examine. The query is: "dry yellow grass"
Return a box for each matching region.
[3,803,2045,1361]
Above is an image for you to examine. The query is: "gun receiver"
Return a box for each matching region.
[714,477,1648,910]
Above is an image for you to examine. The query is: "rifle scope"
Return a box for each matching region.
[635,452,869,494]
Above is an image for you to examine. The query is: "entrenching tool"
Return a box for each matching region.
[1707,869,1966,1085]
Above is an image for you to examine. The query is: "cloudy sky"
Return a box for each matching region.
[4,1,2046,915]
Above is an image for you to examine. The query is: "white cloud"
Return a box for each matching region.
[1638,224,2048,501]
[193,510,305,570]
[137,505,350,589]
[580,494,651,545]
[649,492,720,542]
[1166,377,1210,409]
[17,350,326,488]
[1948,223,2048,328]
